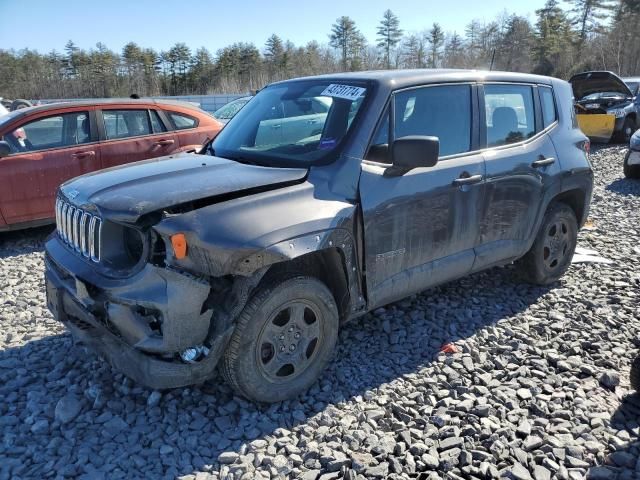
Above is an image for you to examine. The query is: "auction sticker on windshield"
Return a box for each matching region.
[321,84,366,101]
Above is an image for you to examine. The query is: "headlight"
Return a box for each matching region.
[609,109,626,118]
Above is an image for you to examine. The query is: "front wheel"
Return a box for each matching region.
[222,275,339,403]
[517,202,578,285]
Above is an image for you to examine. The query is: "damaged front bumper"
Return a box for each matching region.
[44,236,232,389]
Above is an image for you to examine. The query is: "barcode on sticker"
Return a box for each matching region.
[321,84,366,101]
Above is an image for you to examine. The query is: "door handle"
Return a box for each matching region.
[71,150,95,159]
[532,156,555,168]
[307,119,318,125]
[452,174,483,186]
[154,139,175,146]
[271,124,282,129]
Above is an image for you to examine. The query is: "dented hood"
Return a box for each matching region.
[60,152,308,223]
[569,71,633,100]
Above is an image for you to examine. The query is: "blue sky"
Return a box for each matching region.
[0,0,551,54]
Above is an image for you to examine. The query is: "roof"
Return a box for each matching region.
[5,98,202,122]
[271,69,557,91]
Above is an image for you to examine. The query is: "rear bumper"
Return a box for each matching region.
[44,236,230,389]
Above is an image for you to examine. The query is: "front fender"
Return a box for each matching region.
[153,182,359,277]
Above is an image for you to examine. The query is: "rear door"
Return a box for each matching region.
[0,109,100,225]
[98,107,177,169]
[474,83,561,268]
[359,83,486,308]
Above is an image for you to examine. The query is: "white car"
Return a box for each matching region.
[0,101,9,118]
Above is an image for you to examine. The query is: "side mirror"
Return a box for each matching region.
[392,136,439,170]
[0,141,11,158]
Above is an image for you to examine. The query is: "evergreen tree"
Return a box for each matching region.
[376,10,403,69]
[329,16,360,71]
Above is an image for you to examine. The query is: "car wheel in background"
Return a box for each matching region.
[222,275,339,403]
[517,202,578,285]
[10,99,32,111]
[623,150,640,179]
[616,117,636,143]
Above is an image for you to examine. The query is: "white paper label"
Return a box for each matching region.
[321,84,366,101]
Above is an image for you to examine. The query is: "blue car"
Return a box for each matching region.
[624,129,640,178]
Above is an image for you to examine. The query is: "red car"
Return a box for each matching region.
[0,99,222,231]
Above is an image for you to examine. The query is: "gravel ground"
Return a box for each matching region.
[1,145,639,480]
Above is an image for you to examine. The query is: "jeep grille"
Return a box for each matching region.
[55,198,102,262]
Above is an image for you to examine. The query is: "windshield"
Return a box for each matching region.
[213,97,251,120]
[210,80,367,166]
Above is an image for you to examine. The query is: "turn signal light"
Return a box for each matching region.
[171,233,188,259]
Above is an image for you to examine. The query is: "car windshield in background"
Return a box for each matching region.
[626,82,639,95]
[210,81,367,166]
[213,97,251,121]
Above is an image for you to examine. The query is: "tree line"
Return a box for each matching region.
[0,0,638,100]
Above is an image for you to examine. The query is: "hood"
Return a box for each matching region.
[570,71,633,100]
[60,152,308,223]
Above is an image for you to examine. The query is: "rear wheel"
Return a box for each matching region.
[222,275,339,403]
[517,202,578,285]
[623,150,640,179]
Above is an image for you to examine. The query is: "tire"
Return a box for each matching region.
[623,150,640,179]
[631,356,640,391]
[10,99,32,111]
[222,275,339,403]
[517,202,578,285]
[615,117,636,143]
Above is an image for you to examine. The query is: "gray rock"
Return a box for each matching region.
[511,463,533,480]
[599,371,620,388]
[147,390,162,407]
[218,451,239,464]
[54,394,82,424]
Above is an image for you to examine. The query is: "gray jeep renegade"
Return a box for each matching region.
[45,70,593,402]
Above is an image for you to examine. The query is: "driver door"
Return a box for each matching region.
[359,83,486,309]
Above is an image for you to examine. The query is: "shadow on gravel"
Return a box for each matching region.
[606,178,640,197]
[586,393,640,479]
[0,225,52,258]
[0,262,556,479]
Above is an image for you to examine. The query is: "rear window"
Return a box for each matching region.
[169,112,198,130]
[103,110,152,140]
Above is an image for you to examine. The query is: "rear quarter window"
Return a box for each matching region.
[539,87,558,129]
[168,111,198,130]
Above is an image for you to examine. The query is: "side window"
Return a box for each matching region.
[394,84,472,157]
[484,84,535,147]
[2,111,90,154]
[169,111,198,130]
[150,110,167,133]
[103,110,152,140]
[539,87,557,129]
